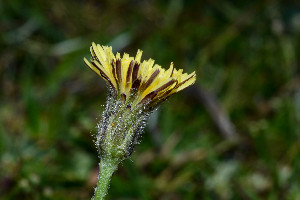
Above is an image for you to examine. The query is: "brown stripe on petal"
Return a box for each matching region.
[148,96,169,111]
[174,74,195,90]
[116,59,122,84]
[140,69,160,91]
[156,79,176,93]
[92,62,115,90]
[153,80,178,102]
[131,62,140,82]
[126,61,134,84]
[91,62,105,76]
[170,63,174,77]
[121,93,126,102]
[130,78,141,91]
[91,47,99,62]
[140,90,158,104]
[160,89,172,98]
[111,60,119,87]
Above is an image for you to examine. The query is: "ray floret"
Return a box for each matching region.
[84,42,196,110]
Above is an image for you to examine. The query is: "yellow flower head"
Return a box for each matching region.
[84,42,196,110]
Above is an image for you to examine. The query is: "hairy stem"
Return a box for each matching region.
[93,158,118,200]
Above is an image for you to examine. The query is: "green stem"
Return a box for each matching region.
[93,158,119,200]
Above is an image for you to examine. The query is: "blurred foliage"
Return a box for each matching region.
[0,0,300,199]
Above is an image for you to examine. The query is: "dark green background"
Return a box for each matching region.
[1,0,299,199]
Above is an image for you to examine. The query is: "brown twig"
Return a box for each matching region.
[187,85,237,140]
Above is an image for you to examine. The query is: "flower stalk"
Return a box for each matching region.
[93,158,118,200]
[84,42,196,199]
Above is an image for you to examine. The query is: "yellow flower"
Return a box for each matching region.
[85,43,196,199]
[84,42,196,109]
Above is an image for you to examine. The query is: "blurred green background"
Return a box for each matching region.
[1,0,299,199]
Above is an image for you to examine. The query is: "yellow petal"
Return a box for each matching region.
[135,50,143,63]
